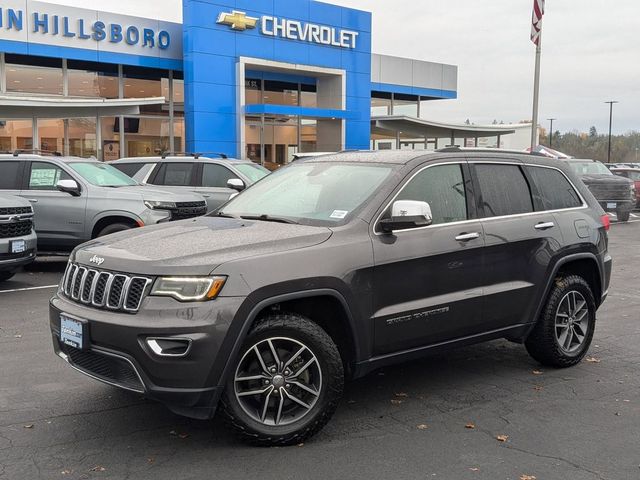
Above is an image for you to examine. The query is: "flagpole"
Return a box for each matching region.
[530,33,542,149]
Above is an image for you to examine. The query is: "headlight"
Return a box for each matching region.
[150,276,227,302]
[144,200,176,210]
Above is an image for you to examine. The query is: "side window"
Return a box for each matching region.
[153,163,194,186]
[474,164,533,217]
[0,161,22,189]
[527,166,582,211]
[202,164,235,188]
[393,164,468,225]
[112,163,146,178]
[28,162,71,191]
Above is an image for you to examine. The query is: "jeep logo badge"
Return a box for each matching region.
[89,255,105,266]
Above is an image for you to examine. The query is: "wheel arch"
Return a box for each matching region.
[91,213,142,238]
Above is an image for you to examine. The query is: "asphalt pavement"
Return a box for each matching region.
[1,220,639,480]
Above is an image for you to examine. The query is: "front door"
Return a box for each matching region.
[371,162,486,355]
[21,161,87,250]
[196,163,238,211]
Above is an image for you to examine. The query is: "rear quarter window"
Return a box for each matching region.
[527,166,583,211]
[0,161,23,189]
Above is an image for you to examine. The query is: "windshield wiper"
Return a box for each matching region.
[240,214,299,225]
[215,212,240,219]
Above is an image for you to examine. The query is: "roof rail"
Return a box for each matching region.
[160,151,228,160]
[3,149,62,157]
[436,146,546,157]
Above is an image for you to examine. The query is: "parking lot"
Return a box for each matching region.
[1,218,638,480]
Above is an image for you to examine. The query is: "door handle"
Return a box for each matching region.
[27,199,38,203]
[455,232,481,242]
[534,222,555,230]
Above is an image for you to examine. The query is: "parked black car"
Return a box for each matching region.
[566,159,635,221]
[50,150,612,445]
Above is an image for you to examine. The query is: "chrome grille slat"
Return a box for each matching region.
[61,262,151,314]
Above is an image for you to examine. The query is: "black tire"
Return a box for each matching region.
[96,222,134,238]
[0,271,15,282]
[525,275,596,368]
[616,208,631,222]
[220,313,344,446]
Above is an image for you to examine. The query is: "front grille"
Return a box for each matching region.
[0,220,32,239]
[60,343,144,393]
[171,201,207,221]
[0,206,32,215]
[586,183,631,201]
[61,262,152,313]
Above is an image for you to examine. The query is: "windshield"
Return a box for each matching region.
[69,162,138,187]
[235,163,270,183]
[568,161,612,176]
[218,162,394,226]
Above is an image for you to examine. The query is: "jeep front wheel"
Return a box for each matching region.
[525,275,596,368]
[220,314,344,446]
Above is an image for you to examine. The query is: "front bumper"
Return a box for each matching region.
[0,231,37,272]
[50,292,246,419]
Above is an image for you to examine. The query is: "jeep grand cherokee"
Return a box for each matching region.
[50,150,612,445]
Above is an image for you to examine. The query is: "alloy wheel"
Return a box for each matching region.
[554,290,590,354]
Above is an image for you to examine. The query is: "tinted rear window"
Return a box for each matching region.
[0,161,22,189]
[527,166,582,210]
[475,164,534,217]
[153,163,194,186]
[113,163,146,177]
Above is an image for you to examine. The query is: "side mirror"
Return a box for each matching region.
[227,178,246,192]
[56,179,81,197]
[379,200,433,234]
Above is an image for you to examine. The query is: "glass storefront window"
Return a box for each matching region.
[173,117,185,153]
[68,118,97,158]
[392,94,419,117]
[300,119,317,152]
[123,66,164,98]
[38,118,64,154]
[5,54,63,95]
[124,117,171,157]
[264,80,299,106]
[100,117,122,162]
[245,78,262,105]
[0,119,33,151]
[371,92,392,116]
[300,83,317,108]
[173,73,185,115]
[67,60,119,98]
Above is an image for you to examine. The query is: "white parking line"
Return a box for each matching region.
[0,284,58,294]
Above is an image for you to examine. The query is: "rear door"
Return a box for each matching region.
[20,161,87,249]
[470,160,565,330]
[371,160,486,355]
[196,163,238,210]
[147,162,198,190]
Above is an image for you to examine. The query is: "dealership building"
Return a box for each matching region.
[0,0,514,165]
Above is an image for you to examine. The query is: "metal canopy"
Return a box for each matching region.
[371,115,517,139]
[0,95,166,118]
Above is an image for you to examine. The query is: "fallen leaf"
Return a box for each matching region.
[347,400,356,404]
[89,466,106,472]
[532,370,543,375]
[586,357,601,363]
[297,443,304,447]
[520,475,537,480]
[61,469,72,475]
[469,467,480,472]
[14,335,22,338]
[169,430,177,436]
[390,399,404,405]
[23,424,34,429]
[178,433,189,439]
[465,423,476,429]
[496,434,509,442]
[533,386,543,391]
[416,424,428,430]
[615,412,621,416]
[147,458,155,464]
[394,392,408,398]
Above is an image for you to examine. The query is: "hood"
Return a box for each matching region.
[73,216,333,275]
[579,173,632,186]
[103,185,206,203]
[0,193,31,208]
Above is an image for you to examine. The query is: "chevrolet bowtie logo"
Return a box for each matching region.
[217,10,259,31]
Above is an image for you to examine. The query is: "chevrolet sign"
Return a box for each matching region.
[217,11,359,49]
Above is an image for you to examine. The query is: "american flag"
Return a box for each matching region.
[531,0,545,46]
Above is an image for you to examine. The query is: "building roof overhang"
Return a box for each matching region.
[0,95,166,118]
[371,115,517,139]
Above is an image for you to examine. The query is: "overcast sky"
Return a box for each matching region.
[46,0,639,134]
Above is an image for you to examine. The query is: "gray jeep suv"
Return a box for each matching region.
[0,193,37,281]
[111,155,270,212]
[50,150,612,445]
[0,154,207,252]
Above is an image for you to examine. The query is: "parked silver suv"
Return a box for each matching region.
[111,154,270,211]
[0,153,207,252]
[0,193,37,281]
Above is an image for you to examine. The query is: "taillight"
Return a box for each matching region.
[600,214,611,231]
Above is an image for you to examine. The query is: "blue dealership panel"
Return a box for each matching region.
[182,0,373,156]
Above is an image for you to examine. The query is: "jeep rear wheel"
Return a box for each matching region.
[220,314,344,446]
[525,275,596,367]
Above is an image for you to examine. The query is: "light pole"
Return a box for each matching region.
[605,101,619,163]
[547,118,557,148]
